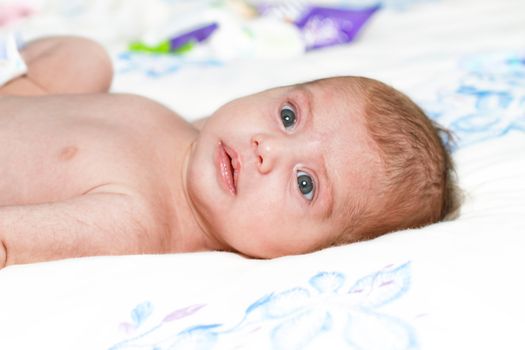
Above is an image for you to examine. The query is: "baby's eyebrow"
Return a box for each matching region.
[318,151,335,220]
[293,85,313,117]
[300,84,335,220]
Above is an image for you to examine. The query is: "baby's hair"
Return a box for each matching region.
[311,76,461,244]
[352,76,461,239]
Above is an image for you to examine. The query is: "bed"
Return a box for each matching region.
[1,0,524,349]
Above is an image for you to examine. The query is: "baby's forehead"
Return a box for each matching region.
[313,80,384,206]
[247,78,361,117]
[299,81,379,210]
[290,78,365,111]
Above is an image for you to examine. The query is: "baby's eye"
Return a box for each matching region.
[297,171,315,201]
[280,105,296,130]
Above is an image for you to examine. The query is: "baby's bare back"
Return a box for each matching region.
[0,93,196,266]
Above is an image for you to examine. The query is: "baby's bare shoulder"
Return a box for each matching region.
[0,92,178,117]
[105,93,174,112]
[1,93,189,136]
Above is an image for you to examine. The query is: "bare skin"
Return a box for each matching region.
[0,36,112,95]
[0,37,384,268]
[0,37,223,267]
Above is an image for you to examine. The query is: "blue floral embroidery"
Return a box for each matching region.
[118,301,154,334]
[110,262,415,350]
[423,51,525,150]
[116,51,222,78]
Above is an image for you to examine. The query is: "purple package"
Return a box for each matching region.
[169,22,219,50]
[295,6,380,51]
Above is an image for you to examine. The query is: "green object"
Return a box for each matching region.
[128,40,196,55]
[129,40,170,54]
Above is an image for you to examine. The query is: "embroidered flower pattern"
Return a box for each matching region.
[424,52,525,150]
[111,262,415,350]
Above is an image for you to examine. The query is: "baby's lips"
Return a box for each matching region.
[231,153,240,171]
[223,143,240,171]
[223,143,240,191]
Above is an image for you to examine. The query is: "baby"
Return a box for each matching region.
[0,36,458,268]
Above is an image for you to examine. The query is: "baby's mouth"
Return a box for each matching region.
[217,141,239,195]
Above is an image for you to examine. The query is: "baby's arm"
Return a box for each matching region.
[0,36,112,96]
[0,189,166,268]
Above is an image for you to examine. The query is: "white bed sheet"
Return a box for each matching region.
[1,0,524,349]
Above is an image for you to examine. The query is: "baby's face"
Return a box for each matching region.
[186,79,383,258]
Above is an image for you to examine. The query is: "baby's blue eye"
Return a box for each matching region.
[280,105,296,129]
[297,171,315,201]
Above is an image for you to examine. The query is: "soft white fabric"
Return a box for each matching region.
[0,31,27,86]
[0,0,524,349]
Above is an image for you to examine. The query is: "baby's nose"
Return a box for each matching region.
[251,134,278,174]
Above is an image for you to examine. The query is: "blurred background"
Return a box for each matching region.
[1,0,524,124]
